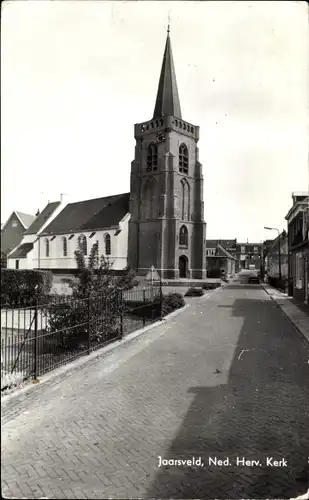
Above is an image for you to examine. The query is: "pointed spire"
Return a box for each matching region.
[153,28,182,119]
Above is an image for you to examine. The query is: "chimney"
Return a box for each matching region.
[60,193,69,205]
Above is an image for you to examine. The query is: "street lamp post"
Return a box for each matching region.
[264,226,282,280]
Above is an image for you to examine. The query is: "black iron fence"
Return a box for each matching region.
[1,285,162,387]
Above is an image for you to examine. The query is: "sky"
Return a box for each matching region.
[1,0,308,242]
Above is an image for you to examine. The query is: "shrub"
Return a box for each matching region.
[202,283,211,290]
[185,287,204,297]
[115,266,139,291]
[42,292,123,353]
[41,242,139,353]
[161,292,185,315]
[1,269,53,307]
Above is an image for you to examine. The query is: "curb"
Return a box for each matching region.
[190,282,224,301]
[261,284,309,347]
[1,303,190,405]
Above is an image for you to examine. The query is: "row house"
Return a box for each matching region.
[7,200,65,270]
[285,192,309,304]
[206,239,236,277]
[263,231,288,280]
[235,242,262,271]
[1,211,36,267]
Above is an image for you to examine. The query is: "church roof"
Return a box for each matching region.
[41,193,130,235]
[9,242,34,259]
[153,32,182,119]
[24,201,61,235]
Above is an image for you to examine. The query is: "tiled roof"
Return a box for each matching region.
[206,239,236,249]
[8,243,34,259]
[206,240,219,248]
[24,202,61,235]
[15,212,36,229]
[42,193,130,235]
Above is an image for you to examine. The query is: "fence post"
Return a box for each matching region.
[88,293,92,355]
[119,291,124,339]
[159,276,163,320]
[143,288,146,327]
[33,299,39,382]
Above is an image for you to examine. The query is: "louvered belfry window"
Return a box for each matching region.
[146,144,158,172]
[179,144,189,174]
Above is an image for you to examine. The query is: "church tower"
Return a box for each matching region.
[128,29,206,279]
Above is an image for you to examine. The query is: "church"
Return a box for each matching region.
[7,30,207,280]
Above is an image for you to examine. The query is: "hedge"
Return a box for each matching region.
[1,269,53,308]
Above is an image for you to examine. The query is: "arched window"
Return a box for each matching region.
[146,144,158,172]
[45,238,50,257]
[179,225,188,247]
[142,177,158,220]
[62,236,67,257]
[181,179,190,220]
[78,234,87,255]
[105,234,111,255]
[179,144,189,174]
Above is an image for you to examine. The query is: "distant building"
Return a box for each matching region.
[285,192,309,304]
[7,201,63,270]
[235,242,262,271]
[1,211,36,268]
[263,231,288,280]
[206,239,236,277]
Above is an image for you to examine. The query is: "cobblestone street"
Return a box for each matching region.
[2,283,309,499]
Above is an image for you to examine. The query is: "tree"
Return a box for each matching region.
[44,242,137,352]
[63,241,137,298]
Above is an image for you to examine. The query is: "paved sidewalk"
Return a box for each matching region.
[261,283,309,344]
[1,283,308,499]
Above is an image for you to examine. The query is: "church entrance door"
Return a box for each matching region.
[179,255,188,278]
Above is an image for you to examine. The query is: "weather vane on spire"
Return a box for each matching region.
[167,10,171,34]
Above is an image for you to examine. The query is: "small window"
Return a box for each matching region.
[45,238,50,257]
[12,220,18,228]
[179,144,189,174]
[179,225,188,247]
[15,260,19,269]
[105,234,111,255]
[62,236,67,257]
[241,246,245,253]
[78,234,87,255]
[254,246,259,254]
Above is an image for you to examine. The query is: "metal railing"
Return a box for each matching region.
[1,284,162,386]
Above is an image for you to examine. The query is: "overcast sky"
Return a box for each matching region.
[1,0,308,241]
